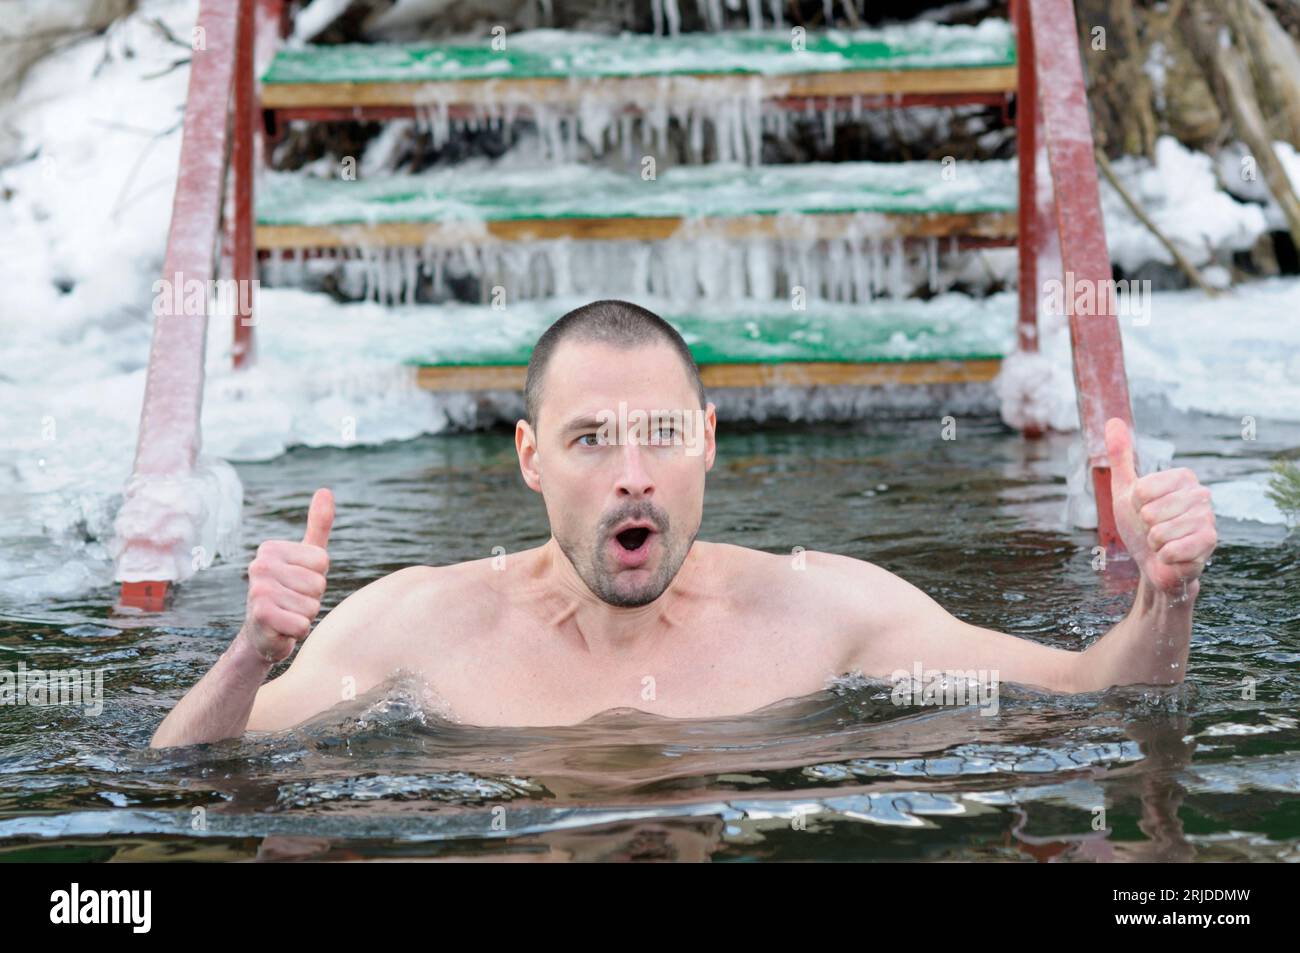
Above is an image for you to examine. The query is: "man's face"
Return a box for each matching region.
[516,339,716,607]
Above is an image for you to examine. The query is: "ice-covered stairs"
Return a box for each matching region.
[260,21,1016,125]
[253,16,1023,392]
[256,158,1017,250]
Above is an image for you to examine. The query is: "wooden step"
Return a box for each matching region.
[260,22,1016,116]
[414,358,1002,391]
[393,295,1017,392]
[256,159,1017,250]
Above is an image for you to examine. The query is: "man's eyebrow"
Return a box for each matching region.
[559,415,606,433]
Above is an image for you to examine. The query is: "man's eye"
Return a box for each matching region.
[577,433,600,447]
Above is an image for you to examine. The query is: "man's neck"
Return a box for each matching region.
[537,537,703,658]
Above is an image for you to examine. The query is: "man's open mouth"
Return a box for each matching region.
[616,527,651,551]
[608,519,658,568]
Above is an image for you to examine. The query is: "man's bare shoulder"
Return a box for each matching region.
[693,541,912,624]
[697,541,900,590]
[248,554,526,732]
[345,554,527,642]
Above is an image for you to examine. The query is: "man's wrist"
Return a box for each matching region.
[1137,571,1200,611]
[227,626,280,669]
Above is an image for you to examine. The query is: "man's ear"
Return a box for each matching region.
[703,402,718,471]
[515,419,543,493]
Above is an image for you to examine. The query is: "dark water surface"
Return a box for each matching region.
[2,403,1298,862]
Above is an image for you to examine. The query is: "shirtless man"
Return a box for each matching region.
[150,299,1218,748]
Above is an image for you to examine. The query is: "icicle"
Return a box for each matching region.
[403,246,418,305]
[358,247,372,303]
[793,239,812,302]
[747,0,762,31]
[888,237,905,299]
[745,85,763,165]
[620,113,635,167]
[729,99,745,166]
[839,239,856,302]
[769,0,783,30]
[725,243,745,300]
[688,106,704,162]
[380,248,391,306]
[746,240,774,300]
[850,234,870,302]
[927,236,938,293]
[665,0,681,37]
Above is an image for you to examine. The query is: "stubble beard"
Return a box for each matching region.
[554,502,696,608]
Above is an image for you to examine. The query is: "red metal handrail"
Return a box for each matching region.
[1016,0,1135,556]
[116,0,256,610]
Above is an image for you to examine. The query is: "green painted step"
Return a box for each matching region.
[262,22,1015,86]
[257,160,1017,228]
[398,294,1017,368]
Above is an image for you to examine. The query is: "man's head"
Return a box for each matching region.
[516,299,717,608]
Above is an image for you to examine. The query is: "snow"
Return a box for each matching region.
[1099,137,1268,273]
[1209,473,1288,525]
[1116,278,1300,423]
[1216,138,1300,233]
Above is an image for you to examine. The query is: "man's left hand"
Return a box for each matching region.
[1106,417,1218,595]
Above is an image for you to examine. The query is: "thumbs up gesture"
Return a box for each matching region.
[241,488,334,663]
[1105,418,1217,595]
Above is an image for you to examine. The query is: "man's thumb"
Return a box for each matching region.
[303,488,334,549]
[1104,417,1138,492]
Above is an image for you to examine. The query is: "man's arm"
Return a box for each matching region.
[150,489,336,749]
[1070,418,1215,690]
[842,418,1217,694]
[243,566,432,732]
[842,560,1082,692]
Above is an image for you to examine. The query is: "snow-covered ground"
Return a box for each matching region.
[0,0,1296,602]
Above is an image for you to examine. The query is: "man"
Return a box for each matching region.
[150,299,1217,747]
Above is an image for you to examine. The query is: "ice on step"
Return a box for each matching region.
[262,22,1017,85]
[258,160,1016,226]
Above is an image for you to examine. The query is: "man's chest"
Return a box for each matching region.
[409,611,851,727]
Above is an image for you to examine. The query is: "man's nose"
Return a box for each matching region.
[613,439,654,498]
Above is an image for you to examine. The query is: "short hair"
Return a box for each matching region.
[524,299,706,428]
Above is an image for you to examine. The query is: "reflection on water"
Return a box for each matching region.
[1,407,1298,861]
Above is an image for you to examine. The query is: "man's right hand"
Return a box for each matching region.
[240,488,334,663]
